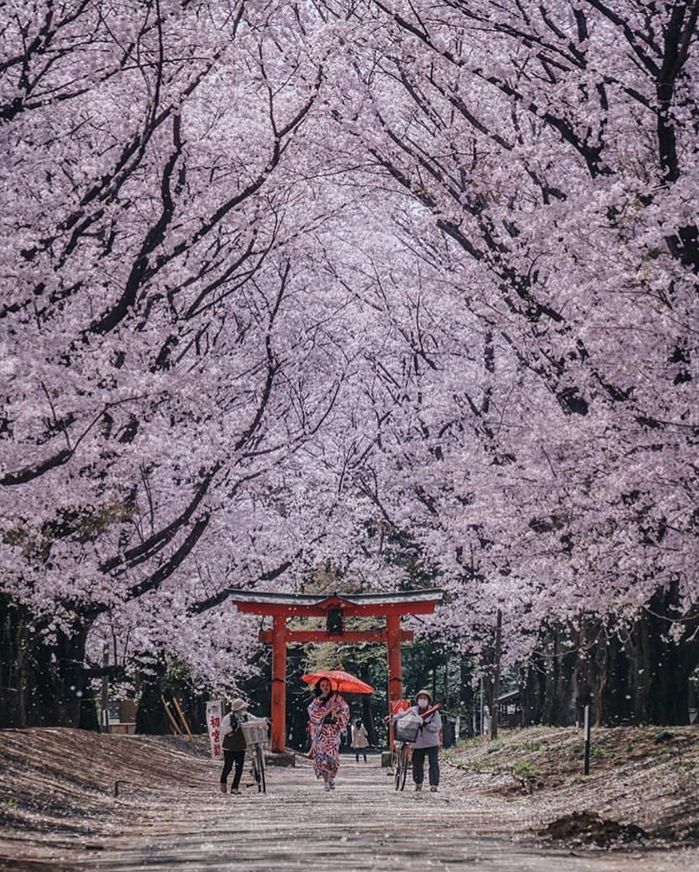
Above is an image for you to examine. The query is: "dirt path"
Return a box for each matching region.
[2,751,698,871]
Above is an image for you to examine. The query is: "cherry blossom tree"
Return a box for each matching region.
[2,0,697,728]
[0,0,350,725]
[312,0,699,722]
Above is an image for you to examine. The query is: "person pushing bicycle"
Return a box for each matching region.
[407,689,442,792]
[220,698,249,794]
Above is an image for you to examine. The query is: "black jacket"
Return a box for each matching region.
[222,713,246,752]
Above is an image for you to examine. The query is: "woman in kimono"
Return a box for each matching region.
[307,677,350,791]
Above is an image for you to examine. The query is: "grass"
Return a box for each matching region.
[511,760,538,794]
[444,724,699,842]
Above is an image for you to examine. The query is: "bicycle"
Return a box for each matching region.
[391,712,422,791]
[241,718,269,794]
[392,736,413,791]
[249,740,266,793]
[390,703,442,792]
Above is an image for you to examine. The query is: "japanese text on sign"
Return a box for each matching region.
[205,700,224,759]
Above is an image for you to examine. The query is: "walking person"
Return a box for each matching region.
[351,718,370,762]
[410,690,442,792]
[220,698,249,795]
[307,678,350,791]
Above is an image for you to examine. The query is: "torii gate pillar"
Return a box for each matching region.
[271,615,287,753]
[386,614,403,711]
[229,589,444,753]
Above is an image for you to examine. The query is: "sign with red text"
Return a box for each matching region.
[206,700,224,759]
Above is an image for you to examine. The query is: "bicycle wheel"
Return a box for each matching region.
[255,744,266,794]
[250,746,261,790]
[399,744,409,791]
[393,744,403,790]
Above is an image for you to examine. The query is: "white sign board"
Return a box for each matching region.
[206,700,224,759]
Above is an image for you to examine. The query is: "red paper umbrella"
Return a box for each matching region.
[301,669,374,694]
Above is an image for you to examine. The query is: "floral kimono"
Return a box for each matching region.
[307,693,350,779]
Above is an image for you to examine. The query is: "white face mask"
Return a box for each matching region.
[417,697,428,709]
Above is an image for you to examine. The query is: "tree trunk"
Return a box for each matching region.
[490,610,503,739]
[361,693,378,746]
[522,604,697,727]
[522,644,547,725]
[135,654,172,734]
[0,594,96,728]
[459,656,475,737]
[627,586,699,725]
[597,629,632,725]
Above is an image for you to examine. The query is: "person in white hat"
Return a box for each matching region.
[220,698,249,794]
[409,689,442,792]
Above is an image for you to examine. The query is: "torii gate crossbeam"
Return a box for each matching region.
[228,589,444,752]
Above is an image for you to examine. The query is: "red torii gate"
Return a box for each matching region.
[229,589,444,752]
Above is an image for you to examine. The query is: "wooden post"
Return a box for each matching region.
[386,615,403,748]
[271,614,287,753]
[172,697,194,742]
[583,704,591,775]
[101,643,110,734]
[479,676,485,735]
[161,696,182,735]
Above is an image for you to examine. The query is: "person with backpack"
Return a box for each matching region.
[220,698,249,794]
